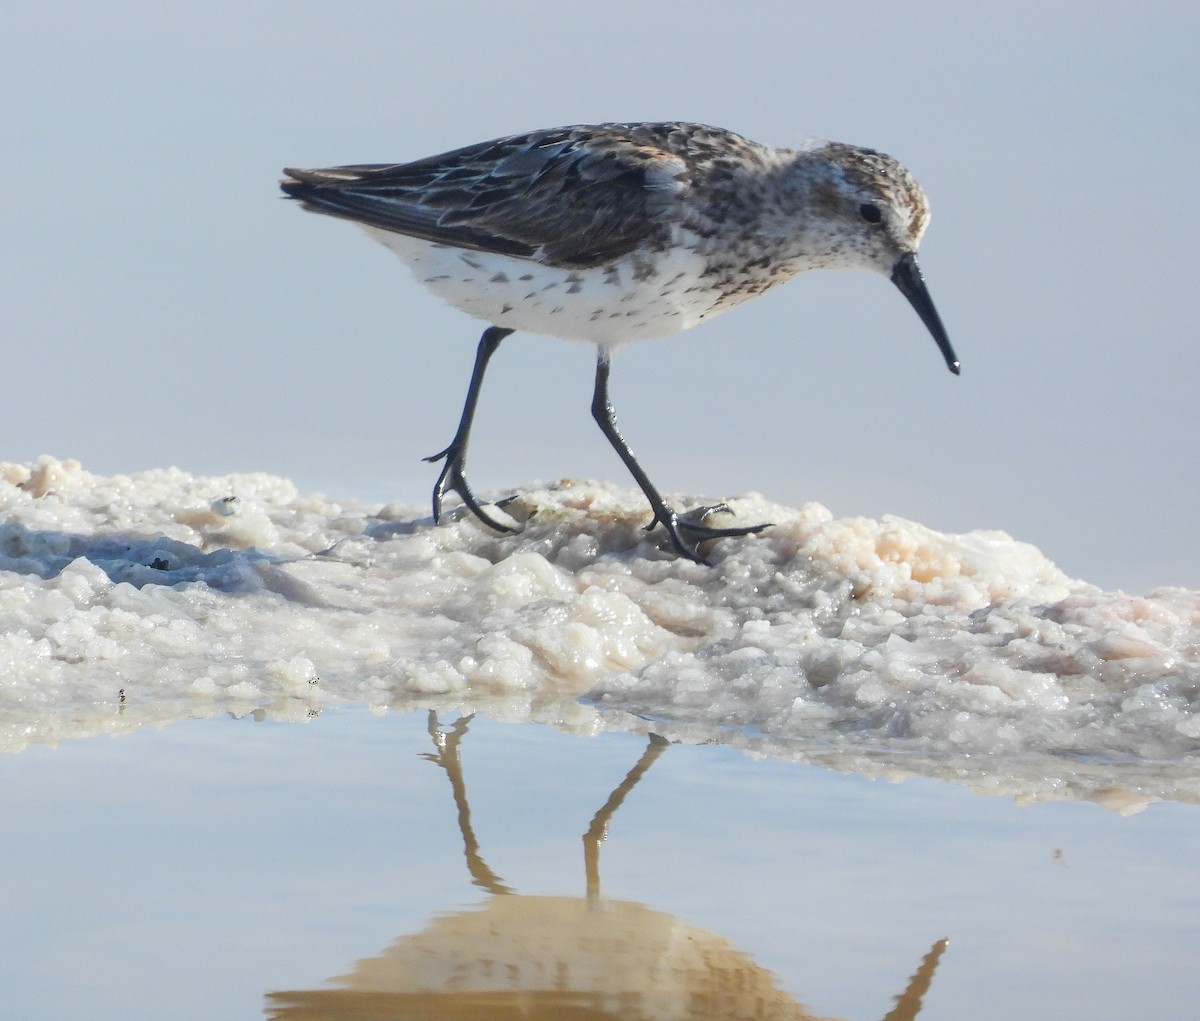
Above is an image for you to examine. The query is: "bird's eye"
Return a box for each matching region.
[859,203,883,224]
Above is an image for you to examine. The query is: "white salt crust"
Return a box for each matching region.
[2,457,1197,811]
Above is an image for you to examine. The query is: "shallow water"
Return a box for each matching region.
[3,708,1197,1021]
[3,460,1199,1018]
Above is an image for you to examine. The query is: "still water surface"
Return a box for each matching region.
[2,708,1196,1020]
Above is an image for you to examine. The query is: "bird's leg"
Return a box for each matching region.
[424,325,516,532]
[590,351,768,564]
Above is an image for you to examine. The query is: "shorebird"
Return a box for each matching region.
[281,122,958,563]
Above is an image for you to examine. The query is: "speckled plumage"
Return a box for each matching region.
[282,122,958,562]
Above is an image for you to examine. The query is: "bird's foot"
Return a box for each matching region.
[647,504,771,565]
[423,444,516,533]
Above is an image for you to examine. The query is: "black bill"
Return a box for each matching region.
[891,251,960,375]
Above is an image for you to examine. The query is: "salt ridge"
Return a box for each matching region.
[2,457,1197,811]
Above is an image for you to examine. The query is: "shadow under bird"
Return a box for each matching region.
[281,121,959,563]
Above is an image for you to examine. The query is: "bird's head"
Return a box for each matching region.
[793,143,960,375]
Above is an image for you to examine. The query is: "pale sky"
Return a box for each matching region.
[4,2,1197,592]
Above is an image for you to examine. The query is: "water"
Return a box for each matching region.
[2,708,1197,1020]
[3,458,1199,1018]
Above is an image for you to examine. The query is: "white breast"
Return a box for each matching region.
[360,226,725,347]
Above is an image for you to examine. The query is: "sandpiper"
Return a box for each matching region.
[282,122,958,563]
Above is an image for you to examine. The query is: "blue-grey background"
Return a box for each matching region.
[4,2,1197,592]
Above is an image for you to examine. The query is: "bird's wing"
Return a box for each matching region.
[281,125,690,268]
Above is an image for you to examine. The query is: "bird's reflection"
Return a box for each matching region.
[265,713,946,1020]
